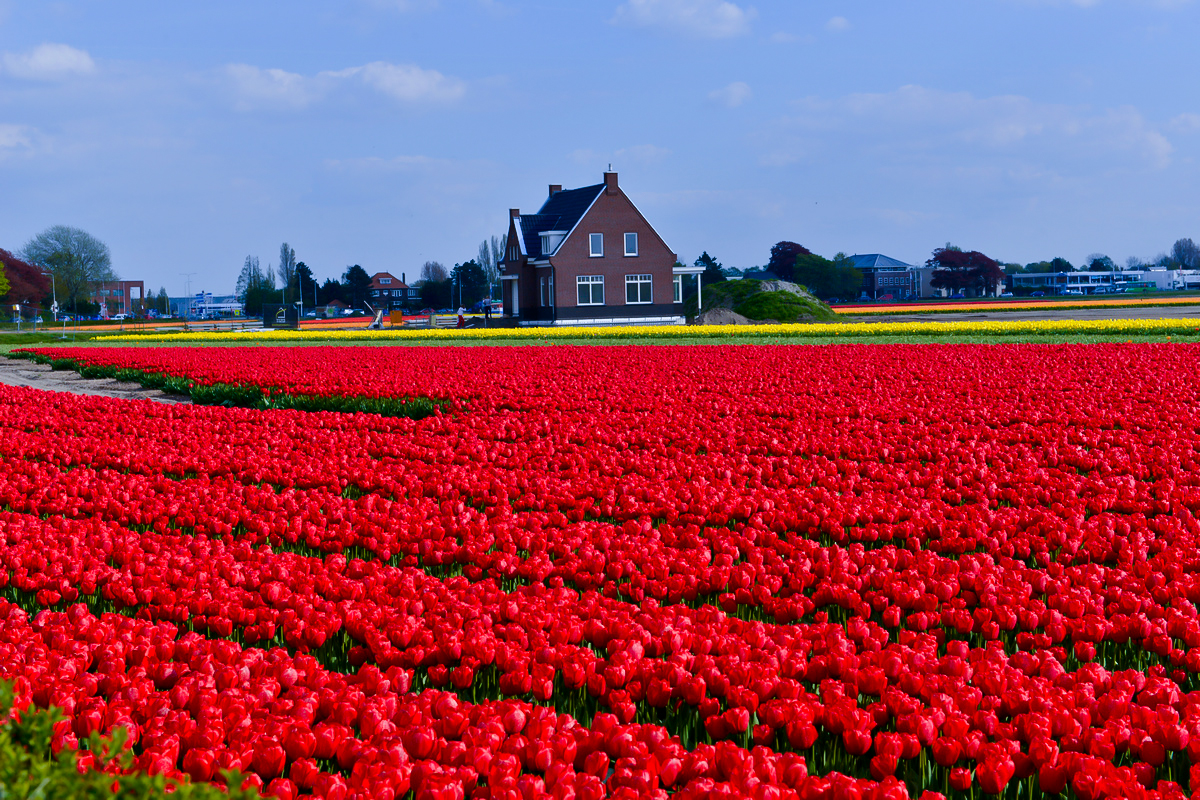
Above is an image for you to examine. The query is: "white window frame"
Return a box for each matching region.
[673,274,682,303]
[577,275,604,306]
[589,233,604,258]
[380,278,392,285]
[624,232,638,257]
[625,274,653,305]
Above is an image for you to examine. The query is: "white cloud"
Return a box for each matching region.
[0,123,33,149]
[2,43,94,80]
[825,16,851,31]
[225,64,319,110]
[1170,112,1200,132]
[326,62,465,103]
[709,81,752,108]
[612,0,754,38]
[226,60,465,111]
[762,85,1174,173]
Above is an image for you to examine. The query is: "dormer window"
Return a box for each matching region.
[380,278,392,285]
[539,231,567,257]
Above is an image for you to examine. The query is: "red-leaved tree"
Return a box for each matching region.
[767,242,813,282]
[0,248,52,306]
[927,247,1004,296]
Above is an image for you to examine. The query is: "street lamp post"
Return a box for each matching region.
[39,271,58,321]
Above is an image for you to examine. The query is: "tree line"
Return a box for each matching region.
[1003,238,1199,275]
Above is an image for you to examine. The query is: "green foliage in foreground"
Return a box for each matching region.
[685,279,838,322]
[0,681,257,799]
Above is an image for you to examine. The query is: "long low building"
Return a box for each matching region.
[1010,269,1200,294]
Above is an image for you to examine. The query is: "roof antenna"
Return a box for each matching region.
[608,163,612,171]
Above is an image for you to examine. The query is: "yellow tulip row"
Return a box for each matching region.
[835,296,1200,315]
[100,317,1200,344]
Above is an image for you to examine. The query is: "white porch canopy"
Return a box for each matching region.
[673,264,706,312]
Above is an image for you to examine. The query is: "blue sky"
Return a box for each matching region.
[1,0,1198,294]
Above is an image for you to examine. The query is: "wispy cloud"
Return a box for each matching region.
[325,62,465,103]
[225,65,318,110]
[612,0,755,38]
[760,85,1174,172]
[225,60,465,111]
[2,43,94,80]
[0,123,34,150]
[709,81,752,108]
[825,16,851,32]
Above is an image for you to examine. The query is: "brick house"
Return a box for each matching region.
[369,272,419,311]
[500,172,696,325]
[88,280,145,315]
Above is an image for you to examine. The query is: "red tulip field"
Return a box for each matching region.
[5,343,1200,799]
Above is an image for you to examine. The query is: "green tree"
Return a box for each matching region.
[342,265,372,309]
[0,261,10,300]
[156,286,169,314]
[20,225,116,313]
[1050,257,1074,272]
[1086,254,1116,272]
[236,256,278,317]
[695,251,726,289]
[793,252,862,299]
[319,278,346,305]
[450,260,488,307]
[419,278,452,309]
[293,262,317,307]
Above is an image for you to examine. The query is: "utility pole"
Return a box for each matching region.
[180,272,196,323]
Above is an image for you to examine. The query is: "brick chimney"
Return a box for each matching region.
[510,208,520,219]
[549,184,562,198]
[604,171,618,195]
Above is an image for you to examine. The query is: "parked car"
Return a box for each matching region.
[417,308,436,315]
[1062,289,1083,296]
[1000,292,1014,297]
[949,293,965,300]
[111,313,130,321]
[1031,291,1045,297]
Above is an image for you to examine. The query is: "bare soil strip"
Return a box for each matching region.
[0,359,191,405]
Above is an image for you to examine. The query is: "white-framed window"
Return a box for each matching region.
[540,275,554,307]
[625,274,653,304]
[589,233,604,257]
[673,275,682,303]
[380,278,392,285]
[577,275,604,305]
[624,233,638,257]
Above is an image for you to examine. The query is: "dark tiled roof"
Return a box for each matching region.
[847,254,913,271]
[519,183,605,258]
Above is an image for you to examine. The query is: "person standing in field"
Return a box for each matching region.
[457,306,465,328]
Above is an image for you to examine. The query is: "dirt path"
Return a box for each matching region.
[0,358,191,405]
